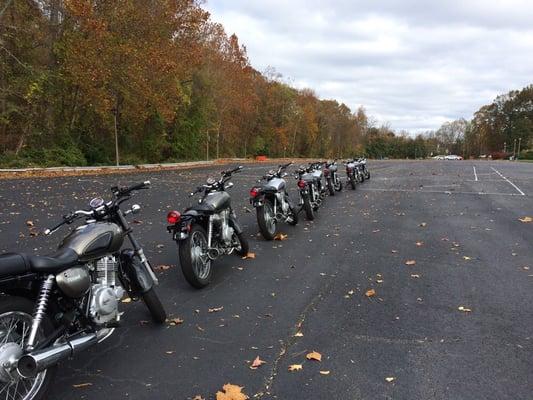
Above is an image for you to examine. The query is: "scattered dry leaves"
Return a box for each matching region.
[168,317,184,326]
[208,306,224,313]
[154,264,172,271]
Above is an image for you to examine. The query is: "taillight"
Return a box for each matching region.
[250,187,260,198]
[346,167,352,173]
[167,210,181,224]
[297,180,306,189]
[323,168,330,176]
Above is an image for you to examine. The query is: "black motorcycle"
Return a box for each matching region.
[295,163,326,221]
[0,181,166,400]
[323,160,343,195]
[167,166,249,288]
[250,163,298,240]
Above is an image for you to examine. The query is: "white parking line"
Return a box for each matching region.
[490,167,525,196]
[359,188,523,197]
[473,166,478,181]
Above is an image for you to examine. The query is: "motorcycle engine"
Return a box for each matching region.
[276,193,289,214]
[213,210,234,244]
[89,256,124,325]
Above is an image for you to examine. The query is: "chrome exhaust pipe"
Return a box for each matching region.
[17,333,98,378]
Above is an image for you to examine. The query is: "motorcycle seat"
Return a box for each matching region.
[0,248,79,277]
[0,253,30,277]
[28,248,79,273]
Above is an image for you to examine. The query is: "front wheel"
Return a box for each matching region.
[0,296,55,400]
[287,203,299,226]
[364,170,370,180]
[141,289,167,324]
[178,224,212,288]
[257,201,277,240]
[232,231,249,256]
[334,176,343,192]
[302,194,315,221]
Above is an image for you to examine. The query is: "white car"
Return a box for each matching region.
[444,155,463,160]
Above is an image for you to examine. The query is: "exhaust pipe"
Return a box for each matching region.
[17,333,98,378]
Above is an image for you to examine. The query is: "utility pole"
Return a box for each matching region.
[216,126,220,160]
[517,137,522,160]
[206,130,209,161]
[503,142,506,153]
[513,139,517,158]
[112,104,120,166]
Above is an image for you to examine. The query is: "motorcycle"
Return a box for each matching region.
[249,163,299,240]
[344,159,359,189]
[167,166,249,288]
[357,158,371,180]
[295,163,326,221]
[323,160,343,195]
[0,181,166,400]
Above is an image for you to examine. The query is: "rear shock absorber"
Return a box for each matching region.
[26,275,55,351]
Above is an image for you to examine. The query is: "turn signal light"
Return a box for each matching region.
[167,210,181,224]
[297,180,306,189]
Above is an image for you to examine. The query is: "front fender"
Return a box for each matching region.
[119,249,153,296]
[229,212,244,234]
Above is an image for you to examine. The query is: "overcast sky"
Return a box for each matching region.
[204,1,533,133]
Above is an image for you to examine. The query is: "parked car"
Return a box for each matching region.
[444,155,463,160]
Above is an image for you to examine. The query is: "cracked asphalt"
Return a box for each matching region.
[0,160,532,400]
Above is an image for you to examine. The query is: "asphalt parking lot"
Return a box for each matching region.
[0,160,532,400]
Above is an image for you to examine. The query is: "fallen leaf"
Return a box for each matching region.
[458,306,472,312]
[168,317,184,326]
[306,351,322,361]
[294,331,304,337]
[391,249,398,253]
[519,216,533,223]
[121,297,132,303]
[405,260,417,266]
[288,364,303,372]
[410,274,421,278]
[419,222,427,227]
[372,229,380,233]
[208,306,224,313]
[274,233,288,241]
[385,377,396,383]
[154,264,172,271]
[73,383,92,388]
[165,351,175,355]
[242,252,256,259]
[365,289,376,297]
[250,356,266,369]
[26,220,34,227]
[463,256,472,260]
[216,383,249,400]
[319,370,330,375]
[416,241,424,247]
[193,396,205,400]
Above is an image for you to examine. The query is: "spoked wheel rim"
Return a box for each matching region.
[190,231,211,280]
[0,312,47,400]
[263,203,276,236]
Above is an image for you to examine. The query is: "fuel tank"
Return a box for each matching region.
[263,177,285,192]
[301,173,316,182]
[203,191,231,211]
[59,222,124,261]
[329,164,338,172]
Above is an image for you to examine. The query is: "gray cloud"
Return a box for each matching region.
[205,1,533,132]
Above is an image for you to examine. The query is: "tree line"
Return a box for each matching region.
[1,1,531,167]
[1,0,370,167]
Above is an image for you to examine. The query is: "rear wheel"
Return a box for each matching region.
[178,224,212,288]
[327,178,335,196]
[287,203,299,226]
[257,201,276,240]
[141,289,166,324]
[302,194,315,221]
[349,175,356,190]
[334,176,343,192]
[0,296,55,400]
[364,170,370,180]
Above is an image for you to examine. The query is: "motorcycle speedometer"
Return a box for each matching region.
[89,197,104,209]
